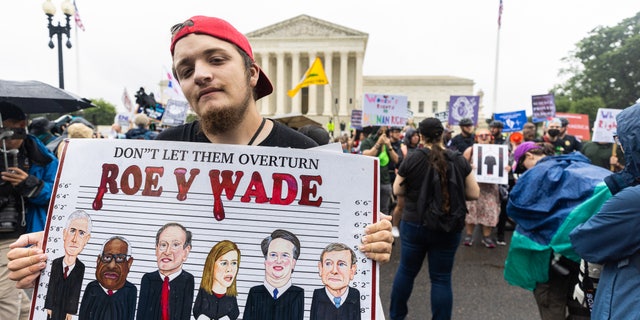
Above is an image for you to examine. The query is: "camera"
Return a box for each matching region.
[0,147,24,233]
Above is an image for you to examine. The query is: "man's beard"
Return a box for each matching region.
[199,85,252,136]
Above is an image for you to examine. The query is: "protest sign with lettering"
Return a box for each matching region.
[362,93,408,127]
[531,94,556,123]
[32,139,380,320]
[592,108,623,143]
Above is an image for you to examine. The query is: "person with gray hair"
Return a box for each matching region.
[244,229,304,320]
[79,236,137,320]
[310,243,361,320]
[45,210,92,320]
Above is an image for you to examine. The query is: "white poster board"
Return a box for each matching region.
[362,93,408,127]
[472,144,509,185]
[32,139,380,320]
[591,108,623,143]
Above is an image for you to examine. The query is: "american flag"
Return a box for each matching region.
[498,0,504,28]
[73,0,85,31]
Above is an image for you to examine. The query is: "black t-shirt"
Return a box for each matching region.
[156,119,318,149]
[397,148,471,222]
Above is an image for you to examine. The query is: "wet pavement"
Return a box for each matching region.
[378,228,540,320]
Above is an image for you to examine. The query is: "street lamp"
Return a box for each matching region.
[42,0,75,89]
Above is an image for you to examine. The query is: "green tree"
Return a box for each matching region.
[556,11,640,109]
[74,98,117,126]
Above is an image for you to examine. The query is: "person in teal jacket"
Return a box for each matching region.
[504,141,610,319]
[570,101,640,320]
[1,101,58,320]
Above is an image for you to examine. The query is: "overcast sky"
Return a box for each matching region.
[2,0,639,116]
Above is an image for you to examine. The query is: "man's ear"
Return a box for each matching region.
[126,257,134,270]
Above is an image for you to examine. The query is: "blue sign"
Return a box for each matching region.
[494,110,527,132]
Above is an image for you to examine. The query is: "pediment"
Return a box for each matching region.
[246,14,368,39]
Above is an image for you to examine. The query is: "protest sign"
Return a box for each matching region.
[531,94,555,123]
[32,139,379,320]
[448,96,479,126]
[472,144,509,185]
[362,93,408,127]
[591,108,623,143]
[161,99,190,127]
[555,112,590,141]
[494,110,527,132]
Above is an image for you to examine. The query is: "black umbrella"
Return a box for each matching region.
[0,79,96,114]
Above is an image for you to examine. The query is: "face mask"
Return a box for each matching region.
[547,129,560,137]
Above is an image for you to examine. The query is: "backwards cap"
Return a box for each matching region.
[169,16,273,100]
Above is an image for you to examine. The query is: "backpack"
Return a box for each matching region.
[415,148,468,232]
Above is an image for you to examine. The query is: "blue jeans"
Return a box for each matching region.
[390,221,461,320]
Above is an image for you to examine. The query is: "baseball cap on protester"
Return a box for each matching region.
[458,118,473,126]
[512,141,541,174]
[419,117,444,139]
[169,16,273,100]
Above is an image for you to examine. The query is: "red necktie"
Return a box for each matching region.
[161,276,169,320]
[107,290,113,296]
[63,266,69,279]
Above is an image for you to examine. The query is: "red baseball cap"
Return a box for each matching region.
[170,16,273,100]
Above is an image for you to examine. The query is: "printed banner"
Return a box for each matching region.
[448,96,479,126]
[494,110,527,132]
[591,108,623,143]
[32,139,379,320]
[531,94,556,123]
[362,93,408,127]
[555,112,590,141]
[472,144,509,185]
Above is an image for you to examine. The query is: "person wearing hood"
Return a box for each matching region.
[570,102,640,319]
[504,139,611,319]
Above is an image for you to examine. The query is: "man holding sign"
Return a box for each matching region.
[6,16,393,292]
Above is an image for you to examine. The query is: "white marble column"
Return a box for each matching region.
[339,51,348,117]
[290,51,301,114]
[355,51,364,112]
[258,53,271,115]
[275,51,286,115]
[323,51,334,116]
[308,52,318,115]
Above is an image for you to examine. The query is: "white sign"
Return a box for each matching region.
[33,139,380,320]
[362,93,408,127]
[472,144,509,185]
[592,108,623,143]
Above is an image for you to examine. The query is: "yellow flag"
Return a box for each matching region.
[287,57,329,97]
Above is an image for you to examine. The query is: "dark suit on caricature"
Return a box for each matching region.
[79,236,136,320]
[310,243,361,320]
[243,229,304,320]
[310,287,361,320]
[79,280,137,320]
[44,256,85,320]
[243,284,304,320]
[137,270,194,320]
[45,210,92,320]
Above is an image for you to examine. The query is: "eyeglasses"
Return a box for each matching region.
[157,241,185,252]
[99,254,130,264]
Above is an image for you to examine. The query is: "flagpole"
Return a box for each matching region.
[492,0,503,120]
[75,26,81,95]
